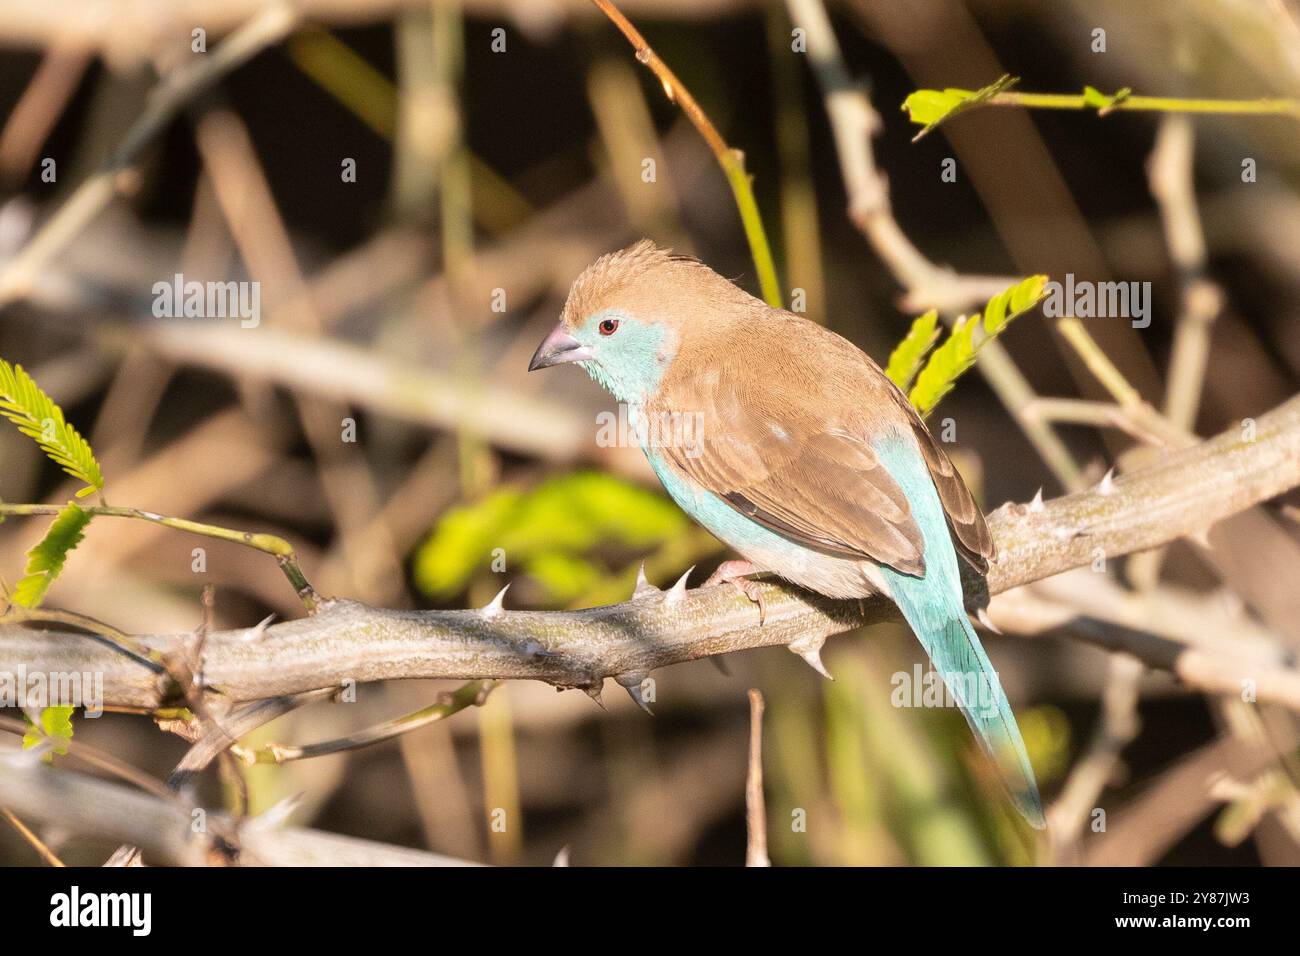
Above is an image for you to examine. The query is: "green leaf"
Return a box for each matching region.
[1082,85,1131,111]
[511,472,686,554]
[413,488,524,597]
[901,74,1019,140]
[885,309,941,391]
[412,472,687,601]
[523,550,602,604]
[900,89,968,126]
[0,359,105,497]
[13,502,92,607]
[23,705,75,762]
[907,274,1048,417]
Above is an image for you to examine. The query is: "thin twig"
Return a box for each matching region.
[1148,115,1224,432]
[906,79,1300,143]
[0,44,92,186]
[1055,318,1146,409]
[0,502,320,611]
[784,0,1016,313]
[1023,397,1192,448]
[988,89,1300,120]
[1,806,64,866]
[0,715,178,803]
[592,0,782,306]
[1083,732,1295,867]
[745,688,770,867]
[231,680,495,764]
[105,689,336,866]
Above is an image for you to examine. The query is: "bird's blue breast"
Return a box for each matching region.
[644,444,789,551]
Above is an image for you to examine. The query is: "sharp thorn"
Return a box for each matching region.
[709,655,732,677]
[976,606,1003,635]
[249,791,304,832]
[1098,467,1116,495]
[616,672,654,714]
[242,612,277,642]
[480,582,510,620]
[788,637,833,680]
[664,566,694,608]
[1028,488,1045,513]
[633,562,661,599]
[623,684,654,714]
[552,846,571,867]
[1187,527,1213,549]
[582,680,607,710]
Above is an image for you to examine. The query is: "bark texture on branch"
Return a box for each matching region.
[3,394,1299,708]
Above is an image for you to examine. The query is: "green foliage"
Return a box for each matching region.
[907,274,1047,417]
[885,309,940,391]
[1081,85,1131,110]
[414,471,688,605]
[0,359,105,498]
[1015,704,1071,786]
[13,502,92,607]
[23,705,75,762]
[901,74,1019,140]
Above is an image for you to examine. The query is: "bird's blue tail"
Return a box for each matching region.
[876,435,1045,829]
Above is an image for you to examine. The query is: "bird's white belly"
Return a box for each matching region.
[722,532,893,601]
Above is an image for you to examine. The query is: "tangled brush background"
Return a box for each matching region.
[1,0,1299,868]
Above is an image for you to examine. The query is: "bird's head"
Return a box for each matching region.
[528,240,757,404]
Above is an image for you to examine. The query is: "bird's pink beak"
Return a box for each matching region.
[528,324,593,371]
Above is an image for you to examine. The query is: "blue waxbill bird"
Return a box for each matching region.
[529,240,1044,828]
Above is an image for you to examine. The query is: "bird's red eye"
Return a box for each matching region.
[599,318,619,336]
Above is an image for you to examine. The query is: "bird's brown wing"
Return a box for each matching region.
[651,336,926,574]
[651,315,994,576]
[902,406,994,573]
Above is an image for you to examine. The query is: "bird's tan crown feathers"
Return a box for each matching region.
[559,240,762,333]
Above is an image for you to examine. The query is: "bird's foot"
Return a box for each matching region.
[703,560,768,625]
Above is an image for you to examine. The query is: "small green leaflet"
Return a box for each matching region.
[1081,85,1132,111]
[0,359,105,498]
[13,502,93,607]
[901,74,1019,141]
[907,274,1047,418]
[23,705,75,762]
[885,309,940,391]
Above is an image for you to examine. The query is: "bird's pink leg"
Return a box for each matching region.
[702,559,768,624]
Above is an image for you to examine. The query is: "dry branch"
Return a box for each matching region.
[3,393,1298,708]
[0,758,476,867]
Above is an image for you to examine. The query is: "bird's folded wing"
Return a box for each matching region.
[898,398,995,573]
[652,377,930,575]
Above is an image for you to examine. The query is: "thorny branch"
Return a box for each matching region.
[3,394,1298,710]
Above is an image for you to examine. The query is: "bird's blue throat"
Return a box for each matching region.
[576,310,673,405]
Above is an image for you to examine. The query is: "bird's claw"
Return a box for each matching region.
[703,560,767,625]
[733,577,767,625]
